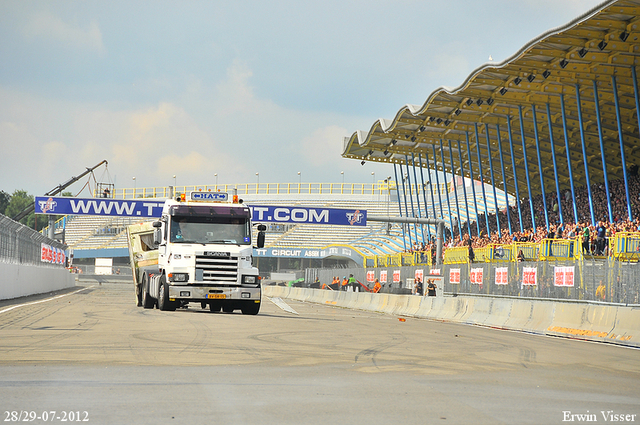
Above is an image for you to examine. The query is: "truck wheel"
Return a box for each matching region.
[241,302,260,315]
[201,302,207,309]
[157,275,176,312]
[209,303,221,313]
[135,282,142,307]
[142,274,154,309]
[222,305,234,313]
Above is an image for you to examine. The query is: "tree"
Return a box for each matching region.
[0,190,10,215]
[4,190,40,229]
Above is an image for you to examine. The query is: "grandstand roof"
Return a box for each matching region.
[343,0,640,199]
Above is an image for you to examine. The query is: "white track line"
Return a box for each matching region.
[267,296,299,314]
[0,286,96,314]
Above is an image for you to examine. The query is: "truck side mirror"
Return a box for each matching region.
[153,228,162,246]
[256,224,266,249]
[152,221,162,228]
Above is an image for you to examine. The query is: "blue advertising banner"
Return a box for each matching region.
[249,205,367,226]
[34,197,368,226]
[35,196,164,218]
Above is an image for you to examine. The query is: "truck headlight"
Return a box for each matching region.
[169,273,189,282]
[242,275,260,286]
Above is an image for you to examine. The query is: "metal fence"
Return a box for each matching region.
[70,265,132,276]
[0,214,67,267]
[307,257,640,306]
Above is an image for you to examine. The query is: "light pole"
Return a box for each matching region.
[384,176,392,234]
[132,177,136,198]
[341,171,344,184]
[214,173,218,188]
[371,171,376,196]
[255,172,259,192]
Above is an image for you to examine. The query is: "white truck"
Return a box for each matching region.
[127,191,265,315]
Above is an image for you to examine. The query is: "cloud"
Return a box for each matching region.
[299,125,349,166]
[22,12,103,52]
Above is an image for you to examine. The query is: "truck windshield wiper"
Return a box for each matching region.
[207,239,237,244]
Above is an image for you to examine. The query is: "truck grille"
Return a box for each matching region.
[195,255,238,283]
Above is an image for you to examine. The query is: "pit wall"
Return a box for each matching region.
[0,263,76,300]
[263,286,640,348]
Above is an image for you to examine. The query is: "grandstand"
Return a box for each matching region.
[58,180,510,262]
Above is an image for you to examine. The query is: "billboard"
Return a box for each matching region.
[35,197,368,227]
[35,196,164,218]
[250,205,367,226]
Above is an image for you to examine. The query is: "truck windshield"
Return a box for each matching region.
[169,216,251,245]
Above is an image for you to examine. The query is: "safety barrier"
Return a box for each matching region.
[112,182,452,199]
[263,285,640,348]
[612,232,640,262]
[364,234,640,267]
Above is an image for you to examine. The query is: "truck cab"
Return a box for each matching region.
[132,191,263,315]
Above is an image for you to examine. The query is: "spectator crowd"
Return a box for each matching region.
[403,174,640,259]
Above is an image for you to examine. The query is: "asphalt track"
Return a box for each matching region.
[0,283,638,425]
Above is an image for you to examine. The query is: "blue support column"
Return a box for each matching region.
[575,84,596,226]
[404,156,419,245]
[592,80,613,223]
[546,103,563,225]
[518,106,537,230]
[474,124,491,236]
[559,94,579,225]
[633,68,640,201]
[612,75,633,221]
[423,150,439,224]
[447,140,463,237]
[507,117,524,232]
[496,124,512,235]
[484,124,501,238]
[393,162,407,251]
[631,66,640,221]
[432,144,449,235]
[411,152,426,242]
[401,158,415,248]
[465,132,481,236]
[438,140,455,235]
[418,153,432,239]
[531,104,549,230]
[457,139,472,236]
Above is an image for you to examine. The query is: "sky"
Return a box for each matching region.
[0,0,605,196]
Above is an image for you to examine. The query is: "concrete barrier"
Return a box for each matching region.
[0,263,76,300]
[546,302,619,343]
[610,307,640,343]
[263,286,640,348]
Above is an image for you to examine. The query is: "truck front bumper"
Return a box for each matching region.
[168,285,261,301]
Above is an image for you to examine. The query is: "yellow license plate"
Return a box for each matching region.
[207,294,226,299]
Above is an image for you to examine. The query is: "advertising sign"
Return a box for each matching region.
[449,268,460,284]
[495,267,508,285]
[251,205,367,226]
[366,270,375,283]
[393,270,401,283]
[35,196,164,218]
[470,268,484,285]
[41,243,66,265]
[554,266,575,287]
[380,270,387,283]
[35,197,368,227]
[522,267,537,286]
[414,269,424,282]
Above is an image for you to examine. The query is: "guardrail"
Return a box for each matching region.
[107,182,453,199]
[364,234,640,267]
[0,214,67,266]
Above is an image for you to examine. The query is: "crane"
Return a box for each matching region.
[12,160,109,222]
